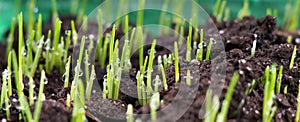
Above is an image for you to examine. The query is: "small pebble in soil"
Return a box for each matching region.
[1,118,7,122]
[295,38,300,44]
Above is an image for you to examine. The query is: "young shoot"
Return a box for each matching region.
[204,90,220,122]
[186,19,192,61]
[287,35,293,44]
[6,17,16,58]
[33,70,46,122]
[245,79,256,95]
[276,65,283,94]
[127,104,133,122]
[137,0,145,26]
[29,77,35,105]
[262,65,277,122]
[237,0,250,19]
[146,40,157,94]
[205,38,213,60]
[295,84,300,122]
[196,29,204,60]
[86,65,96,101]
[150,93,160,121]
[64,56,71,88]
[7,52,12,96]
[71,20,78,45]
[284,86,288,94]
[216,72,239,122]
[159,64,168,91]
[36,14,42,42]
[186,70,191,86]
[174,42,179,83]
[289,45,297,70]
[29,36,44,77]
[77,0,87,24]
[251,40,257,57]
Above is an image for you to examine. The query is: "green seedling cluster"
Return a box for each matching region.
[204,72,239,122]
[213,0,227,22]
[283,0,300,31]
[262,65,277,122]
[237,0,250,19]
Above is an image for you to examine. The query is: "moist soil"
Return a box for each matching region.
[0,15,300,122]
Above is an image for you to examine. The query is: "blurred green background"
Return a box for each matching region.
[0,0,298,41]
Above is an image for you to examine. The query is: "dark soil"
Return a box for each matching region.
[0,14,300,122]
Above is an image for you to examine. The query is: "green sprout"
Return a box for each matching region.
[127,104,133,122]
[186,19,192,61]
[295,84,300,122]
[284,86,288,94]
[115,0,125,27]
[287,35,293,44]
[216,72,239,122]
[205,38,213,60]
[29,77,35,105]
[96,9,103,65]
[289,45,297,70]
[159,64,168,91]
[86,65,96,101]
[138,28,144,70]
[276,65,283,94]
[5,17,16,58]
[66,94,71,109]
[71,20,78,45]
[251,40,257,57]
[154,75,160,93]
[70,0,79,15]
[262,65,277,122]
[137,0,145,26]
[70,60,81,101]
[204,90,220,122]
[71,80,86,122]
[178,20,185,45]
[64,56,71,88]
[196,29,204,60]
[146,40,157,94]
[45,30,52,73]
[33,70,46,122]
[136,70,147,106]
[224,7,230,21]
[84,50,90,84]
[245,79,257,95]
[150,93,160,121]
[237,0,250,19]
[213,0,227,22]
[174,42,179,83]
[29,36,44,77]
[7,52,12,96]
[283,0,300,31]
[159,0,170,35]
[0,70,8,107]
[186,70,191,86]
[64,30,71,63]
[36,14,42,42]
[27,0,36,37]
[77,0,87,24]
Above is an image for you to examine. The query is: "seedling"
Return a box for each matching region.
[29,36,44,77]
[71,80,86,122]
[283,0,300,31]
[205,38,213,60]
[289,45,297,70]
[77,0,87,24]
[224,7,230,21]
[238,0,250,19]
[276,65,283,94]
[36,14,42,42]
[71,20,78,45]
[284,86,288,94]
[33,70,46,122]
[186,19,192,61]
[64,56,71,88]
[196,29,204,60]
[136,70,147,105]
[295,84,300,122]
[52,0,58,27]
[204,90,220,122]
[216,72,239,122]
[251,40,257,57]
[7,52,12,96]
[146,40,157,94]
[127,104,133,122]
[137,0,145,26]
[213,0,227,22]
[287,35,293,44]
[66,94,71,109]
[150,93,160,121]
[178,21,185,45]
[262,65,277,122]
[159,64,168,91]
[27,0,36,37]
[5,17,16,58]
[186,70,191,86]
[174,42,179,83]
[245,79,256,95]
[86,65,96,101]
[29,77,35,105]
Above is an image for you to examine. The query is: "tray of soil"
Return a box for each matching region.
[0,0,300,122]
